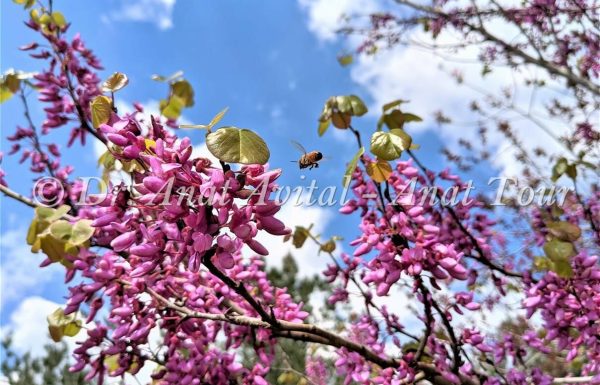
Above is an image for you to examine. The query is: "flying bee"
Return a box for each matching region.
[291,140,323,170]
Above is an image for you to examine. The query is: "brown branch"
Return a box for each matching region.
[392,0,600,96]
[138,281,480,385]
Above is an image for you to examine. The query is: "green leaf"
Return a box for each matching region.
[38,13,52,25]
[547,221,581,242]
[35,205,70,222]
[205,127,270,164]
[104,355,120,373]
[49,220,72,241]
[347,95,368,116]
[401,113,423,123]
[533,256,553,271]
[382,99,408,112]
[70,220,94,245]
[0,85,13,103]
[320,239,337,253]
[366,158,392,183]
[543,238,575,261]
[334,95,368,116]
[337,54,353,67]
[551,157,568,182]
[171,80,194,107]
[292,226,310,248]
[39,235,68,262]
[3,73,21,93]
[102,72,129,92]
[47,308,81,342]
[207,107,228,128]
[370,129,412,161]
[13,0,35,8]
[552,257,574,278]
[51,11,66,28]
[565,164,577,180]
[0,73,21,103]
[318,120,330,137]
[160,96,184,120]
[343,146,364,187]
[90,95,113,128]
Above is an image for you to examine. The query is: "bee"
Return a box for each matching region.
[291,140,323,170]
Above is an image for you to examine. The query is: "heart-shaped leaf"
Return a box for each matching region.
[47,308,81,342]
[171,80,194,107]
[366,158,393,183]
[71,219,94,245]
[547,221,581,242]
[370,129,412,161]
[206,127,270,164]
[49,220,72,241]
[90,95,112,128]
[543,238,575,261]
[102,72,129,92]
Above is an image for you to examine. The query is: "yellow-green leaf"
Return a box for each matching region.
[208,107,228,128]
[71,219,94,245]
[39,235,67,262]
[104,355,120,373]
[3,74,21,93]
[102,72,129,92]
[343,146,364,187]
[543,238,575,261]
[51,11,66,28]
[318,119,330,136]
[547,221,581,242]
[366,159,393,183]
[320,239,336,253]
[382,99,408,112]
[47,308,81,342]
[206,127,270,164]
[38,13,52,25]
[0,85,13,103]
[171,80,194,107]
[292,226,310,248]
[370,129,412,161]
[552,257,574,278]
[181,107,229,130]
[160,96,184,120]
[49,220,72,241]
[35,205,70,222]
[337,54,353,67]
[551,157,568,182]
[27,218,40,245]
[90,95,112,128]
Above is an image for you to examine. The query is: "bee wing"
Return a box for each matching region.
[290,140,307,154]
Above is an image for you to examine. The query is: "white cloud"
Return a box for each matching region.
[105,0,177,30]
[298,0,379,42]
[190,141,220,165]
[251,193,335,277]
[0,296,157,385]
[0,297,75,357]
[298,0,573,178]
[0,228,64,303]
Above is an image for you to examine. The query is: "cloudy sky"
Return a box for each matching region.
[0,0,569,378]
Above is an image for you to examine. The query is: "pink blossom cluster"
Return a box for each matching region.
[524,252,600,377]
[3,3,600,385]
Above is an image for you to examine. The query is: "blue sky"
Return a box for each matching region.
[0,0,523,360]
